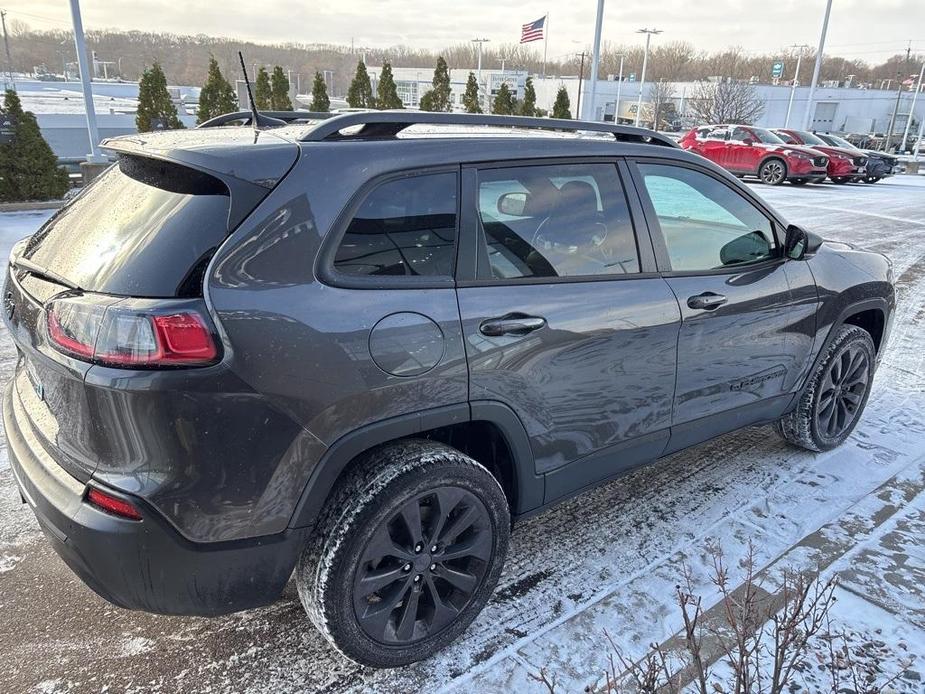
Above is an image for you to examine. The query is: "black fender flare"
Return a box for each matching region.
[797,296,891,396]
[287,401,543,530]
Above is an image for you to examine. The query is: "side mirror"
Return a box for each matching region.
[498,192,529,217]
[784,224,823,259]
[743,137,756,146]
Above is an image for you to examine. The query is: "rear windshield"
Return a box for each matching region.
[24,156,231,297]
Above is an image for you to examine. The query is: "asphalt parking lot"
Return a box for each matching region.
[1,175,924,693]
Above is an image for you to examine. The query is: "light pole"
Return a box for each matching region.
[802,0,833,130]
[1,9,13,87]
[575,52,586,119]
[635,28,662,127]
[900,62,924,153]
[68,0,105,164]
[615,54,624,123]
[585,0,605,120]
[785,44,809,128]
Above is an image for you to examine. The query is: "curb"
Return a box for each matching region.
[625,460,925,692]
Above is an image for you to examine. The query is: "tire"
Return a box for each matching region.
[790,178,808,185]
[776,325,876,452]
[831,176,849,184]
[864,176,881,184]
[758,158,787,185]
[296,439,510,667]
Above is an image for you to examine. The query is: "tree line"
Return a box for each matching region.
[6,24,921,94]
[340,56,562,118]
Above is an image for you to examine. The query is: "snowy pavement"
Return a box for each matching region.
[0,177,924,693]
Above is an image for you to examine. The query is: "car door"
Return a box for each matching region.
[628,159,818,453]
[693,126,731,169]
[727,126,762,173]
[455,160,680,498]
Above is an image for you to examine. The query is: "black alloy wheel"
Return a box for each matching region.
[759,159,786,185]
[353,486,492,645]
[814,342,870,441]
[297,439,510,667]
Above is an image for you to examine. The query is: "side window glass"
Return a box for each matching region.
[477,163,640,280]
[638,164,776,272]
[730,127,751,142]
[334,172,457,278]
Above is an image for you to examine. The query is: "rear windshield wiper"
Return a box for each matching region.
[11,256,81,292]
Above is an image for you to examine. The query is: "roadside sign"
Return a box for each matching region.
[0,114,15,145]
[771,61,785,79]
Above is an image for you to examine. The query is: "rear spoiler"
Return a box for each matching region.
[100,127,299,189]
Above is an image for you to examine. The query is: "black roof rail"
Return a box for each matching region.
[298,111,679,148]
[198,110,335,128]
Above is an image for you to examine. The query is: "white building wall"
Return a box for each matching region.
[534,77,924,134]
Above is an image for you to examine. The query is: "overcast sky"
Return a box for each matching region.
[4,0,923,63]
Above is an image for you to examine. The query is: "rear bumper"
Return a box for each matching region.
[3,381,304,616]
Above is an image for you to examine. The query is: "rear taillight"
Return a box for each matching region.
[86,487,143,521]
[46,293,219,368]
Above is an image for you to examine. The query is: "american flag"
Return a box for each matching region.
[521,16,546,44]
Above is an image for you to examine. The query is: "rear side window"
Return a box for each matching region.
[24,156,230,297]
[333,172,457,278]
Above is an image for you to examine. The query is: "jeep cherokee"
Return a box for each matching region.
[3,111,894,667]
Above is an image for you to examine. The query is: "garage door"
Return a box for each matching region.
[812,102,838,131]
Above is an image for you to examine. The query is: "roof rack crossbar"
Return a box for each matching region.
[198,110,335,129]
[298,111,678,148]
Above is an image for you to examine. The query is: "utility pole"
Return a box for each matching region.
[635,28,662,127]
[576,51,586,119]
[1,9,13,88]
[901,62,924,153]
[803,0,833,130]
[615,54,624,122]
[68,0,105,164]
[585,0,605,120]
[785,44,809,128]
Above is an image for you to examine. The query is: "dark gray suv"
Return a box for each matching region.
[3,112,894,667]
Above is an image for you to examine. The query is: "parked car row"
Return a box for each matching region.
[678,124,895,186]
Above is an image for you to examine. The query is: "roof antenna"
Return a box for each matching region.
[238,51,285,129]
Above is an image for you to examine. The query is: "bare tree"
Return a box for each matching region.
[688,80,765,124]
[648,80,677,129]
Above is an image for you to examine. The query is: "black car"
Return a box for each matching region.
[816,132,897,183]
[3,111,895,667]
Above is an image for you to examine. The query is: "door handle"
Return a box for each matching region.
[687,292,727,310]
[479,314,547,337]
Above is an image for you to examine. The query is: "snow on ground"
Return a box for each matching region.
[0,178,923,693]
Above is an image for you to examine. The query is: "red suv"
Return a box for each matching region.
[771,129,867,183]
[680,125,829,185]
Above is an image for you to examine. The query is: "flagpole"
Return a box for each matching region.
[542,13,549,79]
